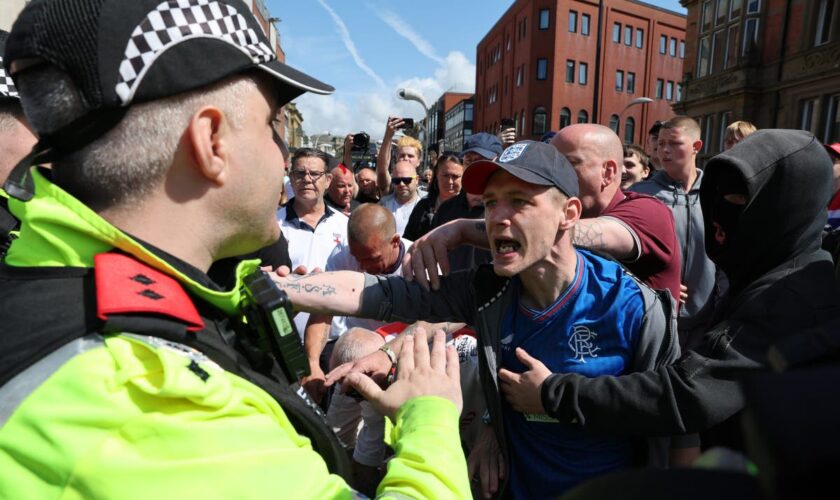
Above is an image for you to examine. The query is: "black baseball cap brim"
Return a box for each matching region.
[463,159,557,195]
[257,59,333,104]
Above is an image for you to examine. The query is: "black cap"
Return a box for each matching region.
[463,140,579,198]
[0,30,19,103]
[4,0,333,110]
[461,132,503,160]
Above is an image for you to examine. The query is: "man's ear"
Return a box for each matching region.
[561,196,582,230]
[692,139,703,154]
[390,233,401,247]
[187,106,230,186]
[603,159,620,188]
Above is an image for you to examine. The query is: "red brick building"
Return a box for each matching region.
[241,0,287,139]
[675,0,840,160]
[474,0,686,146]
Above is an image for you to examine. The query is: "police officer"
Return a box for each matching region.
[0,1,468,497]
[0,29,37,257]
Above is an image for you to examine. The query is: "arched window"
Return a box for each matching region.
[577,109,588,123]
[533,107,548,135]
[624,117,636,144]
[558,107,571,129]
[609,114,620,133]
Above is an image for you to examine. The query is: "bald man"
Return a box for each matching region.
[300,203,412,403]
[325,163,360,215]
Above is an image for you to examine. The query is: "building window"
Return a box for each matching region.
[636,28,644,48]
[659,35,667,54]
[579,62,588,85]
[669,37,677,56]
[559,107,572,129]
[567,10,576,32]
[742,18,759,55]
[465,103,473,121]
[824,94,840,143]
[718,110,732,151]
[716,0,730,26]
[615,70,624,91]
[814,0,835,47]
[703,115,716,152]
[676,83,682,101]
[800,98,817,133]
[536,58,548,80]
[566,60,575,83]
[520,110,526,136]
[725,25,739,69]
[516,66,523,86]
[701,0,713,32]
[624,117,636,144]
[731,0,742,19]
[533,107,547,135]
[627,72,636,94]
[582,14,591,36]
[577,109,589,123]
[656,79,664,99]
[624,25,632,45]
[540,9,551,30]
[613,23,621,43]
[679,40,685,58]
[666,81,674,101]
[697,36,711,77]
[747,0,760,14]
[609,114,620,133]
[711,30,726,74]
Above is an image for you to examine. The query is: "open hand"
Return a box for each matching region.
[498,347,551,414]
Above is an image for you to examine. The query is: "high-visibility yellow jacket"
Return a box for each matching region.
[0,168,470,499]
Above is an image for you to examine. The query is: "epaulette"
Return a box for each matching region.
[94,252,204,332]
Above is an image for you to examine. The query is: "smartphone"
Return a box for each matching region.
[397,118,415,129]
[500,117,515,130]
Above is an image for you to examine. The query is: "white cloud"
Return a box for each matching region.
[374,8,444,65]
[294,50,476,142]
[314,0,386,89]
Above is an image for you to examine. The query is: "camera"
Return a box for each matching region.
[352,131,370,150]
[500,117,515,130]
[396,118,415,130]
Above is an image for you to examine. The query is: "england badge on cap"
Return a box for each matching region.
[499,143,528,163]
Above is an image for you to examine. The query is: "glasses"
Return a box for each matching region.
[291,169,327,181]
[392,176,417,185]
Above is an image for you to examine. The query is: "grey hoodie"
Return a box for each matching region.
[629,169,716,332]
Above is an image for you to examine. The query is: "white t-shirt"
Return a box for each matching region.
[378,193,421,236]
[324,238,412,339]
[277,201,349,337]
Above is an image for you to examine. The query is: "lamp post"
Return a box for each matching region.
[312,131,330,150]
[616,97,654,143]
[397,87,430,163]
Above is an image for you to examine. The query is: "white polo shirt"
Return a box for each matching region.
[323,238,412,339]
[378,193,421,236]
[277,200,349,337]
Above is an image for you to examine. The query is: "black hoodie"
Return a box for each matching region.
[540,130,840,452]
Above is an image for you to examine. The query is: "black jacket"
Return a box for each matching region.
[541,130,840,451]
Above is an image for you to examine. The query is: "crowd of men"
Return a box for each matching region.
[1,1,840,499]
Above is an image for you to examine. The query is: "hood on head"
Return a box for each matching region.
[700,129,833,291]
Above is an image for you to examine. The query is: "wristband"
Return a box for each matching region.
[379,344,397,365]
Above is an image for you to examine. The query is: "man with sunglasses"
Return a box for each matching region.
[379,159,422,236]
[278,147,349,334]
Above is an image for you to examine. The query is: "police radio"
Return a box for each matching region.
[241,269,310,383]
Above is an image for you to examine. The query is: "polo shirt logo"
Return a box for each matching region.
[568,325,600,363]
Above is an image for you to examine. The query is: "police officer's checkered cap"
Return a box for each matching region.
[0,30,19,102]
[3,0,333,113]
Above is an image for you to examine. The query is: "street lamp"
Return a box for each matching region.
[312,131,330,150]
[397,87,430,163]
[617,97,653,142]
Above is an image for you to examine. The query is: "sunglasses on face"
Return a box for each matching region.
[392,176,417,185]
[291,169,327,181]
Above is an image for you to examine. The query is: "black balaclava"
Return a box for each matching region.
[706,167,748,276]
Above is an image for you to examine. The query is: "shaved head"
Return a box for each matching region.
[348,203,396,245]
[550,124,623,217]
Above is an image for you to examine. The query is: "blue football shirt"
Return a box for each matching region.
[500,249,645,498]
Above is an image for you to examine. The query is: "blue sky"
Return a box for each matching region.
[269,0,686,140]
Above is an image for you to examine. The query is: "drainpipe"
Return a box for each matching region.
[771,0,793,127]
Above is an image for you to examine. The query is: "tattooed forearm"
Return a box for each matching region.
[275,280,336,296]
[573,220,606,250]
